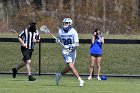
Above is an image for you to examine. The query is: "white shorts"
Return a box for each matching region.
[62,50,76,64]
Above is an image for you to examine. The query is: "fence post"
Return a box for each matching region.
[39,41,41,76]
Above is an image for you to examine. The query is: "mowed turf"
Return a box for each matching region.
[0,74,140,93]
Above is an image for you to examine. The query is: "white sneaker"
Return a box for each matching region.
[87,76,92,80]
[80,80,84,87]
[97,77,101,81]
[55,73,61,85]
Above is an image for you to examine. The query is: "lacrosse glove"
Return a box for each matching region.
[55,38,60,44]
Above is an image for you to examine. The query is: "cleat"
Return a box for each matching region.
[55,73,61,85]
[87,76,92,80]
[80,80,84,87]
[28,75,36,81]
[97,77,101,81]
[12,68,17,78]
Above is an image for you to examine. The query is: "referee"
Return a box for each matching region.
[12,21,40,81]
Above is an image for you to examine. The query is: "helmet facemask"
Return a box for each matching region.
[62,18,73,32]
[63,22,72,32]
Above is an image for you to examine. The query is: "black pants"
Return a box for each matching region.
[90,53,102,57]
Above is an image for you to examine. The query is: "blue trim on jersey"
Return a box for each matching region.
[89,36,103,55]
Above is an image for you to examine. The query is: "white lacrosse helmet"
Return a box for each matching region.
[63,18,73,25]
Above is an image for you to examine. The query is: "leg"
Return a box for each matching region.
[88,56,96,80]
[68,63,84,87]
[68,63,79,78]
[61,66,71,75]
[16,61,26,70]
[56,63,80,85]
[26,59,36,81]
[12,61,26,78]
[26,59,32,76]
[56,66,71,85]
[96,57,101,80]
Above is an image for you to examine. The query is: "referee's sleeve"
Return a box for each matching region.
[18,30,25,38]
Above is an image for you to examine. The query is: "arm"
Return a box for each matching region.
[33,30,40,43]
[91,31,97,44]
[34,35,40,43]
[18,37,27,48]
[71,29,79,48]
[91,35,95,44]
[18,30,27,48]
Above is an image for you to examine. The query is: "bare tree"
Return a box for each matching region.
[103,0,106,33]
[41,0,46,12]
[70,0,75,21]
[59,0,63,13]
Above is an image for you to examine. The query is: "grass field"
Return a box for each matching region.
[0,74,140,93]
[0,33,140,75]
[0,33,140,93]
[0,42,140,75]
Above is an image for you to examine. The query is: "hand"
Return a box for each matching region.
[64,44,73,52]
[35,35,39,40]
[55,38,60,44]
[64,45,69,49]
[33,39,36,42]
[68,44,73,50]
[35,35,40,43]
[22,43,27,48]
[64,44,73,50]
[93,32,97,36]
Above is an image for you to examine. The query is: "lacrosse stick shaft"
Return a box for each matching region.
[40,25,64,47]
[48,31,64,47]
[48,31,57,39]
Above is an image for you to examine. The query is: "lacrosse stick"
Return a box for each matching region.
[40,25,64,47]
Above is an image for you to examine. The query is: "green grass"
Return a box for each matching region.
[0,42,140,75]
[0,75,140,93]
[0,32,140,75]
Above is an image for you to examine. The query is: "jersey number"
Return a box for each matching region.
[62,38,72,45]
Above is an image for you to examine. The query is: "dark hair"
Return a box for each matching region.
[93,28,101,36]
[28,22,36,32]
[29,21,36,25]
[94,28,100,32]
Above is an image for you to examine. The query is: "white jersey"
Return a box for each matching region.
[57,27,79,56]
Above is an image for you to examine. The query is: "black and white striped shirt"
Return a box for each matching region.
[18,29,39,49]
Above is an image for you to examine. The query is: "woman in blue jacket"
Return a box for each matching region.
[88,28,104,80]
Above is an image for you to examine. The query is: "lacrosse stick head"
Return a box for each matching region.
[40,25,50,33]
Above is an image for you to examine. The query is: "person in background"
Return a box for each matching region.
[88,28,104,80]
[12,22,40,81]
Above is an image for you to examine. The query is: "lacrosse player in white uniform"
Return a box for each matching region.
[55,18,84,87]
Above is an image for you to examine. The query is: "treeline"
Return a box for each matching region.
[0,0,140,34]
